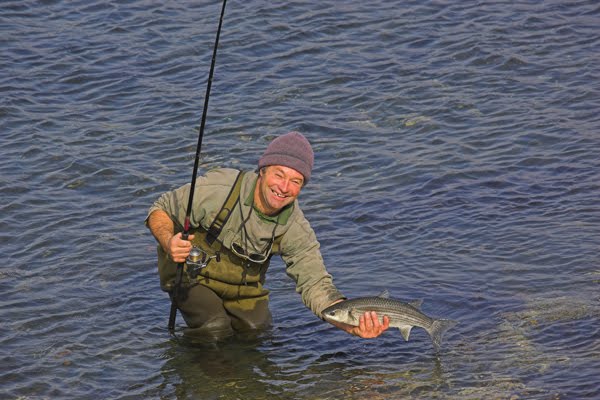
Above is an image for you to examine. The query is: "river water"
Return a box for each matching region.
[2,0,599,399]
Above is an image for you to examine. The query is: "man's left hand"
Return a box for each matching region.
[328,310,390,338]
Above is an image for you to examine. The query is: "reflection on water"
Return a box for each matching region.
[160,332,281,400]
[161,328,454,400]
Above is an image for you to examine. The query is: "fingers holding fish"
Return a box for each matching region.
[355,311,390,338]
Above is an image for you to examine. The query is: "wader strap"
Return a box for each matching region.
[206,171,246,245]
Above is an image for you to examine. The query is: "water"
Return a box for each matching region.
[2,0,599,398]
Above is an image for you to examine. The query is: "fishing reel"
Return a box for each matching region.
[185,247,220,279]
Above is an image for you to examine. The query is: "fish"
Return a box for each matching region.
[322,290,457,351]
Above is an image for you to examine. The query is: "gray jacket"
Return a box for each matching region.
[146,168,345,318]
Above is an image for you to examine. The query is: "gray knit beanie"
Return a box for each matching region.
[258,131,314,183]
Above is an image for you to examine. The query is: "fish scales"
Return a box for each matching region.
[322,291,457,352]
[341,297,433,327]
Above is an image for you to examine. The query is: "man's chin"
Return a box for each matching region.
[267,198,290,212]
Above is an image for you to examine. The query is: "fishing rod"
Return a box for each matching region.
[168,0,228,333]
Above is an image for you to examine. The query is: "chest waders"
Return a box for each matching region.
[158,171,281,305]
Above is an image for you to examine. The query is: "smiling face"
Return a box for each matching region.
[254,165,304,216]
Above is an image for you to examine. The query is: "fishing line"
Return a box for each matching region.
[169,0,228,333]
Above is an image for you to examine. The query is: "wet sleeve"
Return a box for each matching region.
[280,218,345,319]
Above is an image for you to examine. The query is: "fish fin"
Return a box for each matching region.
[377,289,390,298]
[429,319,458,352]
[398,325,412,341]
[408,299,423,309]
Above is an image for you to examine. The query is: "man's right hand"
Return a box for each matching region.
[147,210,196,263]
[167,232,196,263]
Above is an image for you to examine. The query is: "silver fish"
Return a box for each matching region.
[322,290,457,351]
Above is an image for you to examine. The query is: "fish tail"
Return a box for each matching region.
[429,319,457,352]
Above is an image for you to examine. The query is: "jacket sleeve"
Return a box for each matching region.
[145,169,239,229]
[280,214,345,318]
[145,183,194,231]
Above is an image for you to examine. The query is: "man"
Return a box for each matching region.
[146,131,389,339]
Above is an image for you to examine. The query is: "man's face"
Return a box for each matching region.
[254,165,304,215]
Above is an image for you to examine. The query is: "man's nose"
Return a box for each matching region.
[278,179,289,192]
